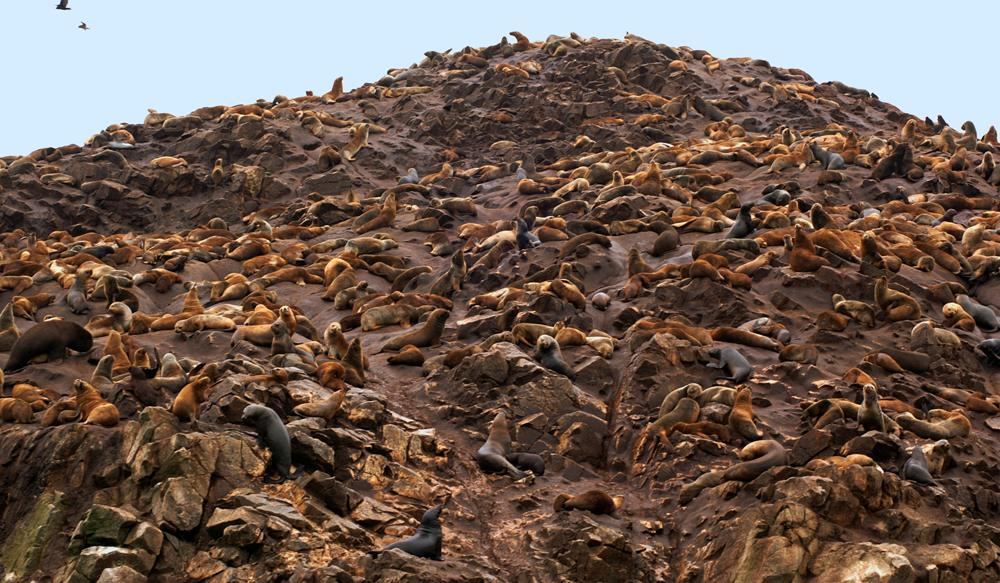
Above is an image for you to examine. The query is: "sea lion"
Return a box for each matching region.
[62,270,91,314]
[553,491,623,515]
[4,320,93,372]
[381,309,449,352]
[728,387,762,441]
[875,276,921,322]
[591,292,611,311]
[172,376,211,423]
[242,404,305,483]
[0,303,19,351]
[724,202,755,239]
[691,238,761,259]
[0,398,33,423]
[706,346,752,383]
[293,388,346,423]
[832,294,876,327]
[810,142,845,170]
[710,328,782,352]
[789,226,829,272]
[895,410,970,439]
[900,445,938,487]
[507,452,545,475]
[536,335,574,378]
[815,310,848,331]
[978,339,1000,369]
[779,344,819,365]
[73,379,120,427]
[722,440,787,481]
[127,366,159,407]
[942,302,977,331]
[858,384,885,433]
[515,217,540,249]
[475,411,529,479]
[367,505,444,561]
[428,250,466,297]
[150,353,187,392]
[340,338,367,386]
[956,294,1000,332]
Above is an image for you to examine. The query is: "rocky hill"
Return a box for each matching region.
[1,31,1000,583]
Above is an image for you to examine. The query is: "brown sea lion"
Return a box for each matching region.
[553,490,623,515]
[74,379,120,427]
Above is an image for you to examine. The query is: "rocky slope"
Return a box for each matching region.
[1,32,1000,583]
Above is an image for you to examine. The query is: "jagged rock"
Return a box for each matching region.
[75,546,155,580]
[96,566,148,583]
[809,542,915,583]
[0,490,69,577]
[349,400,387,430]
[125,523,163,558]
[69,505,138,554]
[151,478,204,533]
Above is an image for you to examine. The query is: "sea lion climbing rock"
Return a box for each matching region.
[242,404,304,484]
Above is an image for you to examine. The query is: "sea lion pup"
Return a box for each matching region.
[61,269,91,314]
[341,123,371,161]
[691,238,761,259]
[427,250,467,297]
[553,490,623,515]
[0,303,19,351]
[381,309,449,352]
[789,226,829,272]
[779,344,819,365]
[956,294,1000,332]
[41,398,79,426]
[725,202,755,239]
[507,452,546,476]
[591,292,611,311]
[515,217,540,249]
[387,344,426,366]
[874,276,921,322]
[73,379,120,427]
[172,376,212,424]
[666,421,732,442]
[293,387,346,424]
[535,335,575,378]
[858,384,886,433]
[150,353,187,392]
[242,404,305,484]
[810,142,845,170]
[0,398,33,423]
[476,411,529,479]
[367,504,444,561]
[728,387,762,441]
[706,346,752,383]
[127,366,159,407]
[4,320,93,373]
[211,159,224,185]
[832,294,876,327]
[900,445,939,487]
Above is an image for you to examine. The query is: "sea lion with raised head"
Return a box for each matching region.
[367,505,444,560]
[475,411,529,479]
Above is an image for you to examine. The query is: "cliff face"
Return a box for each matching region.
[1,32,1000,583]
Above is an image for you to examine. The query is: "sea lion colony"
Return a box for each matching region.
[0,31,999,582]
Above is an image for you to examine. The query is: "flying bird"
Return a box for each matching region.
[79,22,89,30]
[55,0,70,9]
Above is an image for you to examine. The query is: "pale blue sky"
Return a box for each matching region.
[1,2,994,155]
